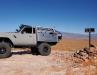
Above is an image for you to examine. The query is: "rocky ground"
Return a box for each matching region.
[0,49,97,75]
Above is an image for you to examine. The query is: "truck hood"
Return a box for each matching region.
[0,32,15,37]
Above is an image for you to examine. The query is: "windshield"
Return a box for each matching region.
[16,28,21,33]
[16,24,32,33]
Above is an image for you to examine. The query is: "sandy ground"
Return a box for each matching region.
[0,49,97,75]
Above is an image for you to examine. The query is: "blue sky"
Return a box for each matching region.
[0,0,97,34]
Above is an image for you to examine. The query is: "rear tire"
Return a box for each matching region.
[0,42,11,58]
[38,43,51,56]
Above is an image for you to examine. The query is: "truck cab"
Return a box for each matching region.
[12,25,37,46]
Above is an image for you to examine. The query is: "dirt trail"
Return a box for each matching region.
[0,49,97,75]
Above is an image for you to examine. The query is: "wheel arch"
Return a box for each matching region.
[0,37,14,47]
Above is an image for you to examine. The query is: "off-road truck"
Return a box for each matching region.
[0,24,62,58]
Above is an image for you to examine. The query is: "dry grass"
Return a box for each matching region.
[52,38,97,51]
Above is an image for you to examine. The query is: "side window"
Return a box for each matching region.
[33,28,36,34]
[22,28,32,34]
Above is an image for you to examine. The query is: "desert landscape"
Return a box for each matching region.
[52,38,97,51]
[0,0,97,74]
[0,37,97,75]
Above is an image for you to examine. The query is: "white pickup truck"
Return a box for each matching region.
[0,24,62,58]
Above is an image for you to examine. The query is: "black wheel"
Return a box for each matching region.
[38,43,51,56]
[0,42,11,58]
[31,47,39,55]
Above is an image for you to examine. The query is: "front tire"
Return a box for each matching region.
[0,42,11,58]
[38,43,51,56]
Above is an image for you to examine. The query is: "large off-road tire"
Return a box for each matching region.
[0,42,11,58]
[38,43,51,56]
[31,47,39,55]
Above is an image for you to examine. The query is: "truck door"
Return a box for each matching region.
[12,27,37,46]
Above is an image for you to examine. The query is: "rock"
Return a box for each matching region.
[73,46,97,61]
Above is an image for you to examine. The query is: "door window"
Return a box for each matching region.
[21,28,32,34]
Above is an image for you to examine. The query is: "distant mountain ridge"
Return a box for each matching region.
[62,32,97,39]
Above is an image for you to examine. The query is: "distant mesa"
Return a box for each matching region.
[62,32,97,39]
